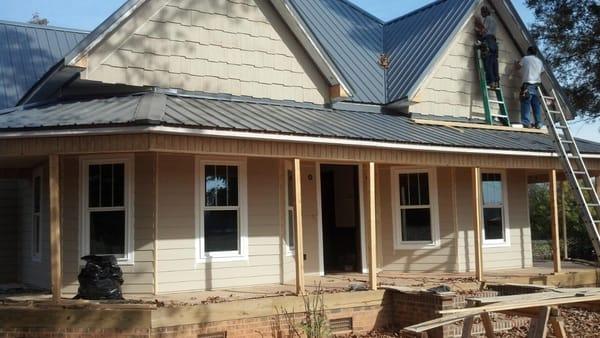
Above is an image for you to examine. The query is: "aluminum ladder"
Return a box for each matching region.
[539,87,600,261]
[475,47,511,126]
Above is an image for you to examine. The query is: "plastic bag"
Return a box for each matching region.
[75,255,124,300]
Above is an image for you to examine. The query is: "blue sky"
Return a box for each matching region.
[0,0,597,141]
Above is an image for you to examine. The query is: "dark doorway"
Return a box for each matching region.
[320,164,362,273]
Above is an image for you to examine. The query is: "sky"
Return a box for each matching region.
[0,0,597,141]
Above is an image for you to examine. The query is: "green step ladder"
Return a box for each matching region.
[475,46,511,126]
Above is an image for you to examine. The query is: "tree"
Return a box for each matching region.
[28,12,49,26]
[525,0,600,118]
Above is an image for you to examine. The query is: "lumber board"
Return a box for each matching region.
[293,158,305,295]
[461,316,474,338]
[472,167,483,281]
[481,313,495,338]
[412,118,548,134]
[365,162,377,291]
[527,306,550,338]
[549,317,567,338]
[550,170,562,273]
[49,154,62,302]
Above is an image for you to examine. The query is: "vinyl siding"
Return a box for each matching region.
[81,0,328,104]
[156,155,285,293]
[0,180,20,283]
[61,154,156,295]
[411,8,523,122]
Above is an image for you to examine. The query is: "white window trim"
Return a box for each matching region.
[391,167,440,250]
[481,169,511,248]
[195,158,248,264]
[31,167,43,262]
[284,161,295,256]
[79,155,135,265]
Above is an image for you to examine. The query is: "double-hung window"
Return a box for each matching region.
[32,170,42,261]
[81,156,133,264]
[198,160,247,261]
[285,164,295,254]
[481,171,509,246]
[391,168,440,249]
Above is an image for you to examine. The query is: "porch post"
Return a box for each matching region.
[292,159,305,295]
[49,154,62,302]
[561,181,568,259]
[365,162,377,291]
[471,167,483,281]
[549,170,562,273]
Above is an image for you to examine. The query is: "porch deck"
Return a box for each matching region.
[2,261,597,306]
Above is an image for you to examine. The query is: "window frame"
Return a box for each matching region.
[79,155,135,265]
[284,161,295,256]
[195,158,248,263]
[390,167,440,250]
[480,169,511,247]
[31,167,43,262]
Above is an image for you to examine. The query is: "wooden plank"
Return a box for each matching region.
[481,313,495,338]
[528,306,551,338]
[365,162,377,291]
[412,118,547,134]
[293,158,305,295]
[471,167,483,281]
[549,170,562,273]
[49,154,62,302]
[549,317,567,338]
[561,181,569,259]
[461,316,474,338]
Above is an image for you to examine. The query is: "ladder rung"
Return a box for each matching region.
[561,140,574,144]
[573,171,587,175]
[548,110,562,114]
[581,187,594,190]
[587,204,600,208]
[556,125,568,129]
[543,96,556,100]
[488,100,505,104]
[491,114,509,119]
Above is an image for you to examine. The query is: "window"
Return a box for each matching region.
[197,160,247,261]
[285,165,295,253]
[391,168,439,249]
[32,171,42,261]
[81,156,133,264]
[481,171,509,245]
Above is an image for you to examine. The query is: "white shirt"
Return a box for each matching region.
[519,55,544,84]
[483,16,497,36]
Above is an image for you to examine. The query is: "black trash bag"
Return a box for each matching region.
[75,255,124,300]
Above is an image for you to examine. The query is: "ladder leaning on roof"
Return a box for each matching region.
[540,87,600,261]
[474,46,511,127]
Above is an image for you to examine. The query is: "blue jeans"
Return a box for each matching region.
[520,84,542,127]
[482,35,499,84]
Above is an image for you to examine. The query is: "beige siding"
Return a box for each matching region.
[0,180,20,283]
[61,154,156,295]
[456,168,533,272]
[81,0,328,104]
[411,6,524,122]
[156,155,285,293]
[378,166,459,272]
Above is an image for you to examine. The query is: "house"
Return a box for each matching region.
[0,0,599,300]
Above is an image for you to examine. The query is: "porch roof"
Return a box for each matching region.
[1,93,599,155]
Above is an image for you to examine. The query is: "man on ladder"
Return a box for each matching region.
[515,46,545,129]
[475,6,499,89]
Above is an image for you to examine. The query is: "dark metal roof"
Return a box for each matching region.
[287,0,386,104]
[1,93,599,155]
[0,20,87,110]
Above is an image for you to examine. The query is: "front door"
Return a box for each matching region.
[320,164,361,273]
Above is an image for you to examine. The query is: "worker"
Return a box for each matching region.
[515,46,545,129]
[475,6,499,89]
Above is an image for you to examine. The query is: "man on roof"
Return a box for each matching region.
[515,46,545,129]
[475,5,500,90]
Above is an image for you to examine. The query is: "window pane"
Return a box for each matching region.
[205,165,239,207]
[33,215,40,255]
[287,208,295,248]
[401,208,432,242]
[484,208,504,240]
[287,170,294,207]
[482,173,503,205]
[205,165,216,207]
[399,173,430,206]
[34,176,41,213]
[100,164,114,207]
[408,174,420,205]
[204,210,238,252]
[216,165,227,206]
[113,164,124,207]
[89,165,101,208]
[227,166,238,206]
[90,210,125,257]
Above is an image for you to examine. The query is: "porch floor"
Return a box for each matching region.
[1,261,597,306]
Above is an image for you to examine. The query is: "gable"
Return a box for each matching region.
[78,0,329,104]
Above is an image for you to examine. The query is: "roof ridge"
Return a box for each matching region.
[0,19,89,34]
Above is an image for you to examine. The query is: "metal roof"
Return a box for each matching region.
[1,93,598,154]
[0,20,87,110]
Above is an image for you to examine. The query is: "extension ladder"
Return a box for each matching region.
[475,47,511,126]
[539,87,600,261]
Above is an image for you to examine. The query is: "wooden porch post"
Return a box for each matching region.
[292,159,305,295]
[365,162,377,291]
[549,170,562,273]
[49,154,62,302]
[561,181,568,259]
[471,167,483,281]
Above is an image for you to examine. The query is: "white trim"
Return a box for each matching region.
[31,167,43,262]
[284,161,295,256]
[390,167,441,250]
[195,158,248,264]
[481,169,511,248]
[79,154,135,265]
[315,163,366,275]
[1,125,597,159]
